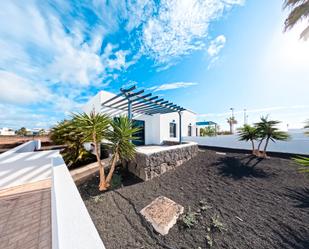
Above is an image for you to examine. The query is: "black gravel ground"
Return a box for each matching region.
[79,150,309,249]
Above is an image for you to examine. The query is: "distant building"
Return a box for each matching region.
[196,121,218,136]
[0,127,15,136]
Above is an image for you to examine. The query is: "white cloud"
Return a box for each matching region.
[207,35,226,57]
[141,0,243,64]
[149,82,198,92]
[0,71,51,104]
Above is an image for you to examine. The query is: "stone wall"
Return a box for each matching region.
[128,142,198,181]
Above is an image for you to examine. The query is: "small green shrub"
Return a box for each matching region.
[211,214,226,232]
[199,199,212,211]
[181,207,198,228]
[206,233,213,247]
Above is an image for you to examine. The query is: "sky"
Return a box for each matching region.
[0,0,308,131]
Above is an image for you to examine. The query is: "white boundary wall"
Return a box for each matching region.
[52,156,105,249]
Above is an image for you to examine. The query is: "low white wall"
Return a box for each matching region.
[0,140,41,159]
[184,133,309,155]
[52,156,105,249]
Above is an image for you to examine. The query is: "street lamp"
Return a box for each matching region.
[230,107,234,118]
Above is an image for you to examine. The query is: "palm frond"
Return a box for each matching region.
[283,0,309,39]
[293,156,309,173]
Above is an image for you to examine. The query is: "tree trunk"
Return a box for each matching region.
[263,136,270,158]
[106,151,119,185]
[229,123,232,134]
[257,138,264,157]
[251,140,256,155]
[93,134,107,191]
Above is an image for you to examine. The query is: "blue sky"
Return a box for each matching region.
[0,0,308,130]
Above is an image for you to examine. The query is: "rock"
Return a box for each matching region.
[140,196,184,235]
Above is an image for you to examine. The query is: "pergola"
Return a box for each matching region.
[101,86,186,143]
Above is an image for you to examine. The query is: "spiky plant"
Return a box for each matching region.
[283,0,309,40]
[238,124,259,155]
[50,119,90,167]
[255,116,290,157]
[72,111,111,191]
[105,116,140,186]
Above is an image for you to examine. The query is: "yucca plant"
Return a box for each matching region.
[283,0,309,40]
[238,124,259,155]
[72,111,111,191]
[105,116,140,186]
[255,116,290,158]
[50,119,90,167]
[294,156,309,173]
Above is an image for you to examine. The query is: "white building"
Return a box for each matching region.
[83,88,197,145]
[0,127,15,136]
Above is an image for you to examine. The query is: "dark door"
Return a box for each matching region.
[132,120,145,146]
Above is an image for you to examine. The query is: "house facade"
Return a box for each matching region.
[82,90,197,145]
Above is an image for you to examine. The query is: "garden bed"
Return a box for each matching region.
[79,150,309,249]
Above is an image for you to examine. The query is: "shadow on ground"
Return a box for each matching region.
[272,221,309,249]
[285,187,309,208]
[215,155,270,180]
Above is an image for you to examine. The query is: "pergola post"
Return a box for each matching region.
[128,100,132,120]
[178,111,182,144]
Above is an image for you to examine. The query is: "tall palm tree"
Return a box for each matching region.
[255,116,290,157]
[284,0,309,40]
[73,111,111,191]
[227,117,237,134]
[105,116,140,186]
[238,124,258,155]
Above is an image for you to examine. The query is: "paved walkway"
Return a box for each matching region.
[0,180,51,249]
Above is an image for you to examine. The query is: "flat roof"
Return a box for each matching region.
[196,121,217,126]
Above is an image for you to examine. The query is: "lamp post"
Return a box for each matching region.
[230,107,234,118]
[244,108,247,125]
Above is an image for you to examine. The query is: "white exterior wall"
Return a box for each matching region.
[82,90,197,145]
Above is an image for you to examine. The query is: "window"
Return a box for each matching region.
[188,125,192,136]
[169,123,176,138]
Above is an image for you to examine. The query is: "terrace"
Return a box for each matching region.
[0,141,105,249]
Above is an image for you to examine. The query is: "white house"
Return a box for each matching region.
[82,89,197,145]
[0,127,15,136]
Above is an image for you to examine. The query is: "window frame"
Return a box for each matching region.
[169,122,177,138]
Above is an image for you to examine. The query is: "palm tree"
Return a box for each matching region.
[283,0,309,40]
[105,116,140,186]
[227,117,237,134]
[50,119,89,167]
[238,124,258,155]
[73,111,111,191]
[255,116,290,157]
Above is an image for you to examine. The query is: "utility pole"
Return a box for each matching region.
[244,108,247,125]
[230,107,234,118]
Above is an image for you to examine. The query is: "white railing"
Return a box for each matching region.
[51,155,105,249]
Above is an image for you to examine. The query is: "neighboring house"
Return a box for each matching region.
[83,89,197,145]
[196,121,218,136]
[0,127,15,136]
